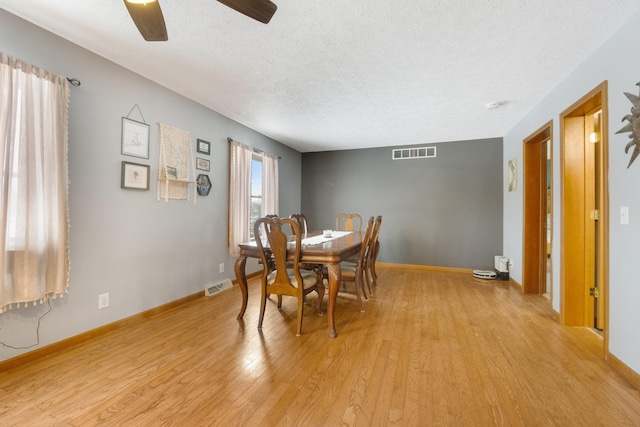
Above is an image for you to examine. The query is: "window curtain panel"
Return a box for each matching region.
[262,152,278,217]
[228,140,252,257]
[0,53,70,313]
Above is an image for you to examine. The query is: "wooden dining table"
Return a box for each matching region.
[234,230,363,338]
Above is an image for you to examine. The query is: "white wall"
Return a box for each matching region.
[0,10,301,361]
[503,9,640,373]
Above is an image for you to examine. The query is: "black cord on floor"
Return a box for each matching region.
[0,298,52,350]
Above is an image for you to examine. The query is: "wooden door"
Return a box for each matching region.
[585,110,605,329]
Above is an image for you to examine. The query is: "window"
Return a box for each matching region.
[228,139,278,256]
[249,156,262,239]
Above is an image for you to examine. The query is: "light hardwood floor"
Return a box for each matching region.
[1,266,640,426]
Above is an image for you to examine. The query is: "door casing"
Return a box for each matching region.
[559,81,609,352]
[523,121,552,295]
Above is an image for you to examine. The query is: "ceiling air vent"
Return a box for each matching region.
[392,146,436,160]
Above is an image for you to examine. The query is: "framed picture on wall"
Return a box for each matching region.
[121,161,150,190]
[196,157,210,171]
[197,139,211,155]
[121,117,150,159]
[165,166,177,179]
[197,174,212,196]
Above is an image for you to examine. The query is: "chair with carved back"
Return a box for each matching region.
[289,213,308,238]
[258,214,279,271]
[288,213,326,306]
[289,213,323,267]
[363,215,382,297]
[338,216,374,312]
[336,213,363,232]
[254,216,325,336]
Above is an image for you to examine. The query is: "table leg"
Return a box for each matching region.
[327,262,341,338]
[234,255,248,320]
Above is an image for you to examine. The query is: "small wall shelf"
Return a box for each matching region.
[159,178,197,183]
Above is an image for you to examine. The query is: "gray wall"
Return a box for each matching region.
[301,138,503,269]
[0,9,301,361]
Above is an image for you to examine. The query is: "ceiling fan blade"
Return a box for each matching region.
[217,0,277,24]
[123,0,168,41]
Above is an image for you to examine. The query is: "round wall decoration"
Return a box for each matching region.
[616,81,640,168]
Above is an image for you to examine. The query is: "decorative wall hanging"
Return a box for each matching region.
[196,157,210,171]
[197,174,212,196]
[197,139,211,155]
[508,157,517,192]
[616,81,640,168]
[121,104,150,159]
[158,123,196,202]
[121,161,150,190]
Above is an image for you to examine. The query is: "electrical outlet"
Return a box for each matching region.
[219,263,224,273]
[98,293,109,309]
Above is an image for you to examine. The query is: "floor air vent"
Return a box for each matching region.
[392,146,436,160]
[204,279,233,296]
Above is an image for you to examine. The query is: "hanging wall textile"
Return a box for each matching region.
[158,123,196,202]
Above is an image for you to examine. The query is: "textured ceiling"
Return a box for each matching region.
[1,0,640,152]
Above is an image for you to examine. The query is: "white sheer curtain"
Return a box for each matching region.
[262,152,278,217]
[0,53,70,313]
[228,140,252,256]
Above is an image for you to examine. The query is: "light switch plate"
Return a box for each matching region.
[621,207,629,225]
[98,293,109,309]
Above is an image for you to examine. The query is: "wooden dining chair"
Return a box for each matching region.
[256,214,279,271]
[338,216,375,312]
[363,215,382,296]
[289,213,323,272]
[289,213,308,238]
[336,213,363,232]
[254,216,325,336]
[289,213,325,300]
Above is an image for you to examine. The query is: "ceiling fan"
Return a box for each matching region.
[123,0,278,42]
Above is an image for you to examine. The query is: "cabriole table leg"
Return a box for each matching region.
[327,263,341,338]
[234,255,248,320]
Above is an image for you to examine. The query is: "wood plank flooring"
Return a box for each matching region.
[1,266,639,426]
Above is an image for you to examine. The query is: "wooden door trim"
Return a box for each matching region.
[522,121,552,295]
[559,81,609,354]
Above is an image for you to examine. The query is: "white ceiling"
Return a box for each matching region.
[1,0,640,152]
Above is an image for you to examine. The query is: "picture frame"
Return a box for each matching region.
[196,139,210,155]
[196,157,210,172]
[166,166,177,179]
[121,161,150,190]
[121,117,150,159]
[197,174,212,196]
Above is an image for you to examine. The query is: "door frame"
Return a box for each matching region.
[522,121,553,295]
[559,81,609,351]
